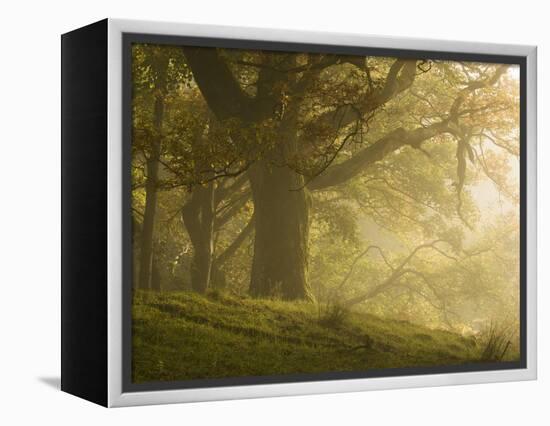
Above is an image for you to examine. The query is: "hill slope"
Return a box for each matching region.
[132,290,486,383]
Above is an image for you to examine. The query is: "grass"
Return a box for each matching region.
[478,322,516,362]
[132,290,512,383]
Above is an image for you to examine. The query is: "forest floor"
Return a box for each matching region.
[132,290,506,384]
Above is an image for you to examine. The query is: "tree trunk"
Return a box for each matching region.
[151,253,162,292]
[249,159,312,300]
[137,102,163,290]
[210,214,254,290]
[210,263,227,289]
[181,183,215,293]
[137,54,168,290]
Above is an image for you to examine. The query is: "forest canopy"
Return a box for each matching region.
[130,42,521,381]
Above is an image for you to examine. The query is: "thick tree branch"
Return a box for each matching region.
[308,65,508,191]
[183,47,276,123]
[310,59,419,131]
[308,121,450,190]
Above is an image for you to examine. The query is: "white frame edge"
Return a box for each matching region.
[107,18,537,407]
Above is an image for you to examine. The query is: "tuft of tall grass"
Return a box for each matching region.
[318,302,349,329]
[478,322,515,362]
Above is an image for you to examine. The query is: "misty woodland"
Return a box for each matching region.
[130,43,520,382]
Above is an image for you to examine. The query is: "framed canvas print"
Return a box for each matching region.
[61,18,537,407]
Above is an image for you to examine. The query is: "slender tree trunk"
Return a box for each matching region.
[181,182,215,293]
[151,253,162,292]
[210,214,254,289]
[137,54,168,290]
[137,101,163,290]
[249,159,312,301]
[210,264,227,289]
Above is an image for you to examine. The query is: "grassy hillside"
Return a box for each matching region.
[132,290,496,383]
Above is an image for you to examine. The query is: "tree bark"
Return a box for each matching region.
[248,158,312,300]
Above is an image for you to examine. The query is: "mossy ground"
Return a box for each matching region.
[132,290,493,383]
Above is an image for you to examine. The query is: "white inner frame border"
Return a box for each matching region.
[107,18,537,407]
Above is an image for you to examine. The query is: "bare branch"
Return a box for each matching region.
[336,245,394,293]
